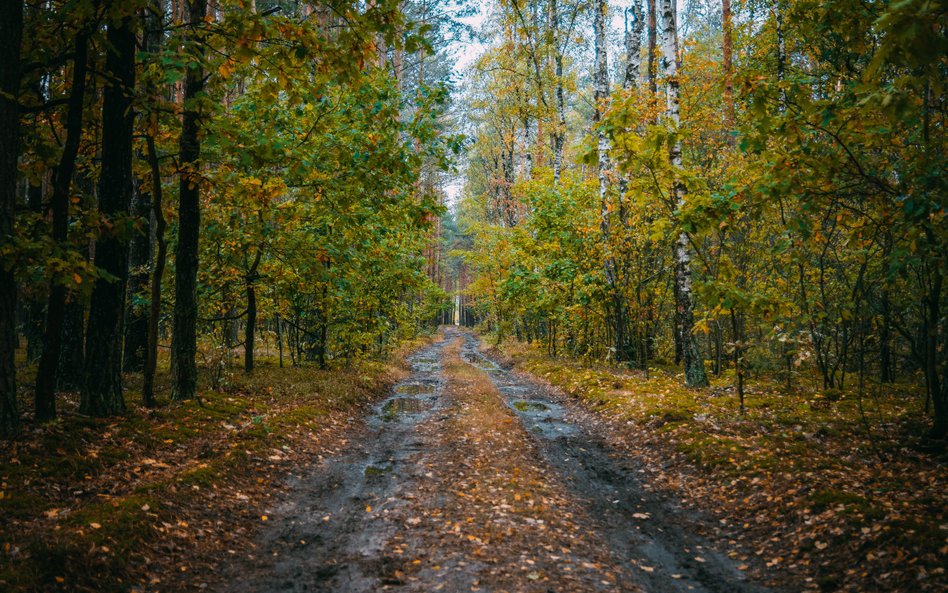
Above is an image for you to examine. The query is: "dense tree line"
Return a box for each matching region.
[459,0,947,437]
[0,0,463,436]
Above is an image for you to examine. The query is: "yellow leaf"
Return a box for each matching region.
[365,505,372,513]
[261,515,268,521]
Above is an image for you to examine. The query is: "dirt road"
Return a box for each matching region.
[218,328,769,593]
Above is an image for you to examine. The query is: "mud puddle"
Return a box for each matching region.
[216,336,448,593]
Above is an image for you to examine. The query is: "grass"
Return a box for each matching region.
[0,340,423,593]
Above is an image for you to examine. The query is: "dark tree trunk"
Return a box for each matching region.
[880,287,893,383]
[0,0,23,436]
[25,182,46,362]
[276,314,284,368]
[171,0,206,401]
[141,135,166,408]
[140,5,166,408]
[315,307,328,369]
[124,181,151,371]
[35,29,90,422]
[57,297,85,390]
[924,264,945,439]
[244,249,261,374]
[81,11,137,416]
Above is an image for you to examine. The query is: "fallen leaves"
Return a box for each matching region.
[0,360,405,593]
[510,345,948,592]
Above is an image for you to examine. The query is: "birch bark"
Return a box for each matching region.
[659,0,709,387]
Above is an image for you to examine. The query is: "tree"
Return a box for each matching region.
[34,21,92,422]
[0,0,23,436]
[659,0,707,387]
[171,0,207,402]
[81,5,137,416]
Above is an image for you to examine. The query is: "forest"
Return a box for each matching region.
[0,0,945,592]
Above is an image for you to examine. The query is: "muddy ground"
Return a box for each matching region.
[215,328,772,593]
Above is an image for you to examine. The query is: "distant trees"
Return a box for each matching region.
[460,0,946,435]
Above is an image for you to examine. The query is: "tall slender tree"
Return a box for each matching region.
[34,26,91,421]
[659,0,708,387]
[646,0,657,95]
[722,0,734,138]
[81,6,137,416]
[171,0,207,401]
[0,0,24,436]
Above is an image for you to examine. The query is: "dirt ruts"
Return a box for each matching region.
[215,328,772,593]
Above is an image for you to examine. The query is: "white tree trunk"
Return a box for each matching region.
[722,0,734,136]
[775,7,788,111]
[594,0,610,246]
[524,116,534,179]
[659,0,709,387]
[624,2,644,90]
[551,0,566,186]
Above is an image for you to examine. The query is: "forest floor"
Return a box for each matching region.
[495,339,947,593]
[2,329,944,592]
[0,339,422,593]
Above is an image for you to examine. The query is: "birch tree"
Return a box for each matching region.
[659,0,708,387]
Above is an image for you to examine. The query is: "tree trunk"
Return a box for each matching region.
[57,298,85,390]
[722,0,735,140]
[142,134,166,408]
[171,0,207,401]
[0,0,23,436]
[25,182,45,362]
[35,28,90,422]
[551,0,566,186]
[593,0,624,362]
[244,249,262,374]
[624,3,644,89]
[124,180,151,371]
[775,6,787,111]
[647,0,657,95]
[924,263,945,439]
[141,4,167,408]
[660,0,708,387]
[81,11,137,416]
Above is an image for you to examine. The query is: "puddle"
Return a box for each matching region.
[504,392,579,439]
[513,400,550,412]
[395,383,436,396]
[462,350,500,372]
[381,397,432,421]
[364,464,393,477]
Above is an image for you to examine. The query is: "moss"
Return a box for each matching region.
[675,436,735,470]
[270,404,328,428]
[807,489,869,513]
[176,464,220,488]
